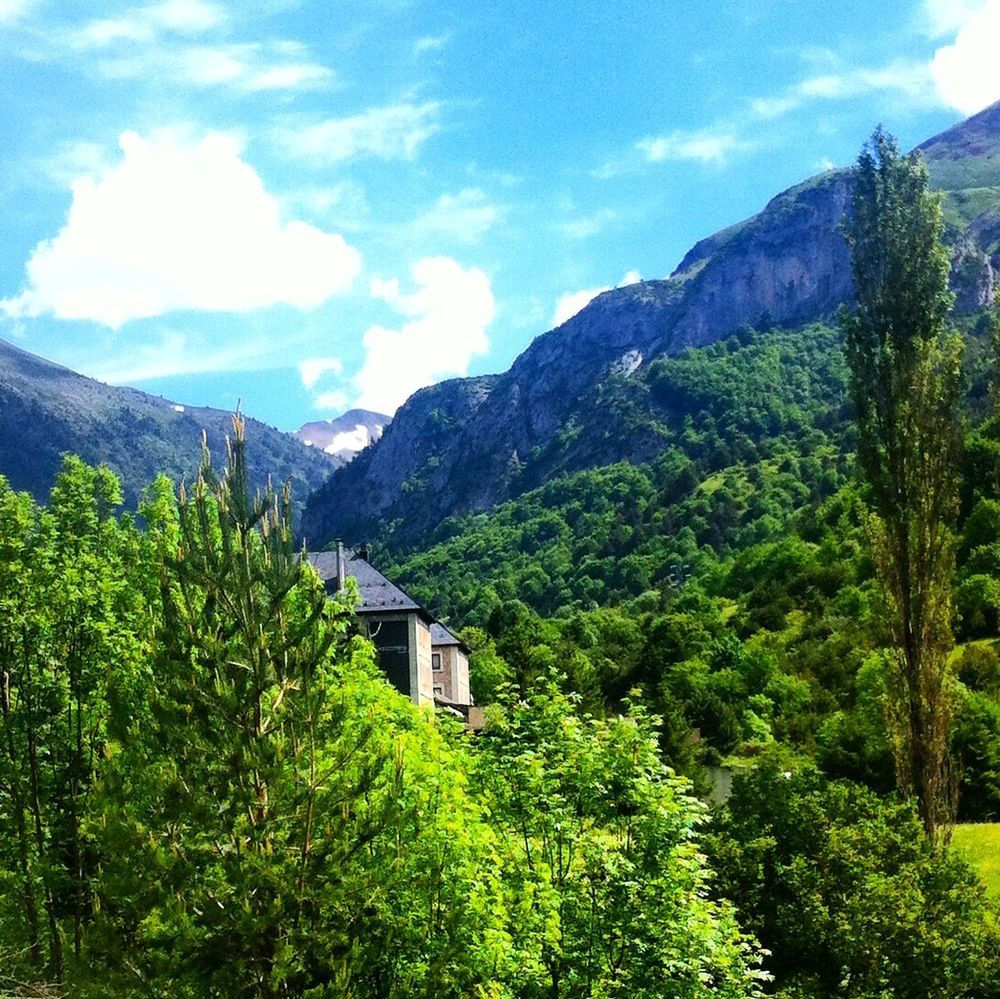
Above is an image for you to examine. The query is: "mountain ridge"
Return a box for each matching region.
[0,336,334,517]
[294,408,389,462]
[302,103,1000,547]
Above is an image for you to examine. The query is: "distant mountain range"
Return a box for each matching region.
[301,101,1000,548]
[294,409,388,462]
[0,337,334,519]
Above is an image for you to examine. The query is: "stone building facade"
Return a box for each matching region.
[306,546,472,714]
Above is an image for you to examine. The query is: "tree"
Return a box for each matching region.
[0,459,147,988]
[706,758,1000,998]
[473,677,767,998]
[87,419,509,998]
[841,126,963,841]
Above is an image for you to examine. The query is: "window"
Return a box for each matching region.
[432,652,442,671]
[433,686,443,696]
[368,618,410,695]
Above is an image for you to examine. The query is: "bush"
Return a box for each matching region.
[705,755,1000,998]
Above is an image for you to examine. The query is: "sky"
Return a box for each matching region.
[1,0,999,431]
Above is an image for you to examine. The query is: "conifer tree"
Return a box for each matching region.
[841,127,963,841]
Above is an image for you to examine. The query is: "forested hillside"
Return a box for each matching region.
[303,101,1000,547]
[378,316,1000,820]
[0,337,335,518]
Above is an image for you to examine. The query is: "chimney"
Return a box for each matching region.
[336,540,346,591]
[358,543,370,562]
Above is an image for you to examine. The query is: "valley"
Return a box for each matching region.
[4,100,1000,997]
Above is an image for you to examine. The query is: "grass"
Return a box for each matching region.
[953,824,1000,901]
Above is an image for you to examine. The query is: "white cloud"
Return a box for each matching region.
[76,0,224,46]
[0,0,33,23]
[3,130,361,328]
[553,287,607,327]
[923,0,987,35]
[414,33,451,56]
[750,95,799,120]
[175,45,246,84]
[750,59,936,122]
[42,140,117,186]
[69,4,330,95]
[354,257,494,414]
[246,61,330,90]
[804,62,933,101]
[315,390,349,412]
[88,329,276,384]
[636,130,750,165]
[411,188,501,244]
[281,102,441,163]
[146,0,224,32]
[94,40,332,92]
[557,208,617,240]
[78,18,155,46]
[299,357,343,389]
[931,0,1000,114]
[551,270,641,328]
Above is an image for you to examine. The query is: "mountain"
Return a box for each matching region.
[294,408,389,462]
[302,103,1000,548]
[0,337,334,517]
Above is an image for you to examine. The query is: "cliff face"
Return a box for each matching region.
[302,374,498,541]
[667,172,855,349]
[302,103,1000,548]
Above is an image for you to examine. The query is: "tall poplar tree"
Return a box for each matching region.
[841,127,963,841]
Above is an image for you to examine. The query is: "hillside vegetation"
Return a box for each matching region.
[0,337,334,520]
[372,318,1000,832]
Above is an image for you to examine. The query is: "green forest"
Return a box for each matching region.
[5,135,1000,997]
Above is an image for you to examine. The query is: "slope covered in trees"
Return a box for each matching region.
[0,437,776,998]
[0,336,335,520]
[303,101,1000,549]
[371,311,1000,826]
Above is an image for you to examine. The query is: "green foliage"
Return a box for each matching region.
[707,757,1000,998]
[85,419,508,997]
[0,458,150,987]
[472,678,766,998]
[0,440,780,998]
[841,126,963,839]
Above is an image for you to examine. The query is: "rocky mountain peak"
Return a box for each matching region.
[294,408,389,462]
[302,106,1000,549]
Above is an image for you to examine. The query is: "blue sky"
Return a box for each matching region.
[1,0,998,430]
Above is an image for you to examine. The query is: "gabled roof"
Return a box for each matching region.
[430,621,470,654]
[305,549,434,623]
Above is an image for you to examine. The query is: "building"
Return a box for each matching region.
[429,622,471,707]
[305,546,474,716]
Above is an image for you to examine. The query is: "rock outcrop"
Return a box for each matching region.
[302,102,1000,548]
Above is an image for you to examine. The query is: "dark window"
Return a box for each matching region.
[367,618,410,695]
[432,652,442,671]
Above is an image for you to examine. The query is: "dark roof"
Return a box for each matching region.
[305,549,433,622]
[430,622,469,653]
